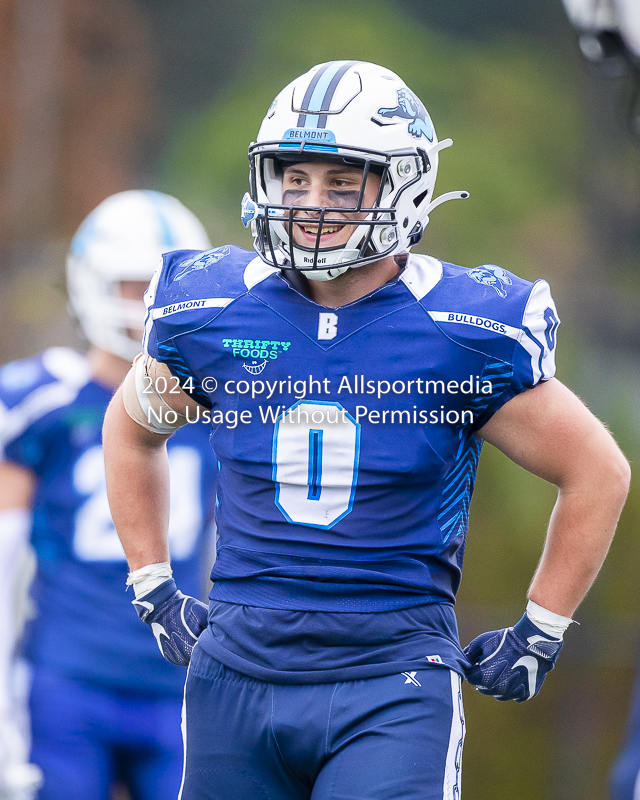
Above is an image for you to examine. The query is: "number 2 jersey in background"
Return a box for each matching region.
[0,346,217,696]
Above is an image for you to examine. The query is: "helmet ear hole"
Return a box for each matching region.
[407,222,423,246]
[417,148,432,173]
[413,189,429,208]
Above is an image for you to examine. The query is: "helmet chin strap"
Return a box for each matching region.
[303,264,351,282]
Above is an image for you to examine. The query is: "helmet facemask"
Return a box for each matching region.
[242,61,469,281]
[246,143,434,281]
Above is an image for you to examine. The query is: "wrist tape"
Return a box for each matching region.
[126,561,173,599]
[526,599,575,639]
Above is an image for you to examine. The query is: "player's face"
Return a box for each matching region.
[282,162,381,249]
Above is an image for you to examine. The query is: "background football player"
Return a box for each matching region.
[103,62,630,800]
[0,190,217,800]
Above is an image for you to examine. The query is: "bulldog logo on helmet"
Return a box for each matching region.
[377,88,434,141]
[467,265,513,298]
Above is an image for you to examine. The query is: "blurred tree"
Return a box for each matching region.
[0,0,155,359]
[0,0,155,251]
[399,0,571,42]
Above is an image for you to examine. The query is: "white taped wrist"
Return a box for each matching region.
[526,599,575,639]
[126,562,173,599]
[0,509,33,710]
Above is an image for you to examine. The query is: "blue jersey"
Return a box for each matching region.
[143,246,559,680]
[0,348,217,696]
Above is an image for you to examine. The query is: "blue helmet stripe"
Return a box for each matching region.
[144,191,178,249]
[297,63,332,126]
[69,211,97,256]
[297,60,359,129]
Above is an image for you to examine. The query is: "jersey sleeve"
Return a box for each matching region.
[513,279,559,387]
[142,246,246,409]
[141,253,212,408]
[469,279,560,431]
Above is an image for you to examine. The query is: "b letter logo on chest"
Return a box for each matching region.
[317,313,338,341]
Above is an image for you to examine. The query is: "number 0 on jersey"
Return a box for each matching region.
[272,401,361,528]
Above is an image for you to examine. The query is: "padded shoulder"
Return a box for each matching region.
[0,348,90,408]
[422,261,560,385]
[0,348,91,456]
[143,245,277,351]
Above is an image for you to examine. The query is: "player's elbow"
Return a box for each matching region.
[609,447,631,503]
[591,436,631,508]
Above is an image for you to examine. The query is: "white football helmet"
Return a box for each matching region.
[242,60,468,281]
[67,190,211,360]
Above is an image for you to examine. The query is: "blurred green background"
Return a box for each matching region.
[1,1,639,797]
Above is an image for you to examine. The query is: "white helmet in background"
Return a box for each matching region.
[241,60,468,281]
[67,190,211,360]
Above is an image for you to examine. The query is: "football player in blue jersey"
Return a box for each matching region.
[0,190,218,800]
[103,62,630,800]
[610,666,640,798]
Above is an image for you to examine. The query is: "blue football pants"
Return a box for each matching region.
[180,645,465,800]
[29,666,184,800]
[610,744,640,800]
[610,662,640,800]
[611,715,640,799]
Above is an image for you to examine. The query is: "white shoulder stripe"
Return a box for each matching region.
[244,256,279,290]
[400,254,443,300]
[151,297,234,319]
[428,311,522,340]
[0,380,85,459]
[41,347,91,386]
[522,280,558,382]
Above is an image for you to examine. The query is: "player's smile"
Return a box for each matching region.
[282,162,381,249]
[295,219,349,246]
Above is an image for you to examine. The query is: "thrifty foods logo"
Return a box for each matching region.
[223,338,291,360]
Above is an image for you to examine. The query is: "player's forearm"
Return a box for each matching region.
[103,387,172,570]
[528,452,630,617]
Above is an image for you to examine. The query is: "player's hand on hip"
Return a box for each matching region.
[132,579,208,667]
[463,613,563,702]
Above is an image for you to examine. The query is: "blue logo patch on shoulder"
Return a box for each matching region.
[173,246,232,282]
[467,265,512,298]
[376,89,434,141]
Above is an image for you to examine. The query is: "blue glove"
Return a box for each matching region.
[463,613,563,702]
[132,578,208,667]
